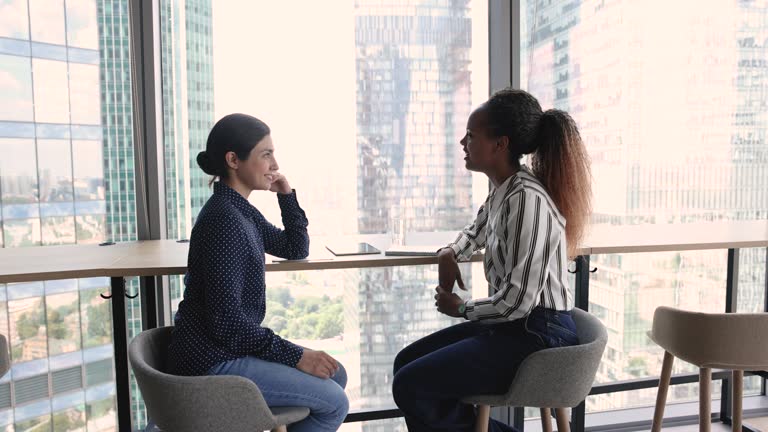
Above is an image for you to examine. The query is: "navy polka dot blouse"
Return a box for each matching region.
[167,181,309,376]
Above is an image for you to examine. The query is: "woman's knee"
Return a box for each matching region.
[393,347,413,374]
[324,384,349,421]
[391,364,418,405]
[333,361,348,389]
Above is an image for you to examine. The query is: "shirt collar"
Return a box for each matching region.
[492,164,533,193]
[213,181,259,218]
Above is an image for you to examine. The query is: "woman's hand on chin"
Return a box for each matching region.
[268,172,293,194]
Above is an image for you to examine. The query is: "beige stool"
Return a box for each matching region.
[649,306,768,432]
[463,308,607,432]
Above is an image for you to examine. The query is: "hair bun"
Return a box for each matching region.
[196,151,217,176]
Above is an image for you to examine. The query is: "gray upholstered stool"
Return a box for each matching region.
[462,308,607,432]
[0,334,10,377]
[649,306,768,432]
[128,326,310,432]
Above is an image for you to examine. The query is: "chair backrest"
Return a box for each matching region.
[0,334,9,377]
[128,326,281,432]
[651,306,768,370]
[465,308,608,408]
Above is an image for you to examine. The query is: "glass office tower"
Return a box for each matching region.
[0,0,213,429]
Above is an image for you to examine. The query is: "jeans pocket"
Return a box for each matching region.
[546,322,579,346]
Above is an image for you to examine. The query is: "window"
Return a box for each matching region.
[161,2,488,428]
[521,0,768,415]
[0,55,33,122]
[0,0,132,429]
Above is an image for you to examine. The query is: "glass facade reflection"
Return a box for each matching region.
[0,0,137,429]
[521,0,768,414]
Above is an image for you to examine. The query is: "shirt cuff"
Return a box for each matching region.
[277,190,302,212]
[277,340,304,368]
[464,299,479,321]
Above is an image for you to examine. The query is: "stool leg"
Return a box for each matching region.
[540,408,553,432]
[652,351,675,432]
[554,408,570,432]
[732,370,743,432]
[270,426,287,432]
[700,367,711,432]
[475,405,490,432]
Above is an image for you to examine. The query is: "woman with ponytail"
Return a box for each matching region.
[167,113,349,431]
[392,89,592,432]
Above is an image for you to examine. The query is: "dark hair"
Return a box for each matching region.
[483,88,592,257]
[197,113,271,185]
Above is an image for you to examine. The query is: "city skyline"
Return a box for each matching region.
[0,0,765,431]
[521,0,767,413]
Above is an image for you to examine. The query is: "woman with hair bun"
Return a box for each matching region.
[167,113,349,431]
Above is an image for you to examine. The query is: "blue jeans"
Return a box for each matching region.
[392,307,579,432]
[208,356,349,432]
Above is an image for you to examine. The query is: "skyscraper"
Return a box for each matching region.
[0,0,214,429]
[352,1,476,429]
[522,0,768,413]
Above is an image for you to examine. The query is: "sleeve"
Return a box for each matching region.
[465,190,559,322]
[447,196,490,262]
[199,217,304,367]
[259,190,310,260]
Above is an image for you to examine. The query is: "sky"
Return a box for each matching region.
[210,0,489,234]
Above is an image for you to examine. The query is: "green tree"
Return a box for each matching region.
[267,316,288,333]
[17,309,43,339]
[315,313,342,339]
[47,309,70,340]
[87,303,111,339]
[267,287,293,307]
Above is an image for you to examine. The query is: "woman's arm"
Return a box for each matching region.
[257,191,310,260]
[464,190,560,322]
[447,198,490,261]
[259,174,310,260]
[435,198,490,292]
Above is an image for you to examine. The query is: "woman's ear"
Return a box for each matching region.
[225,151,239,170]
[495,135,510,153]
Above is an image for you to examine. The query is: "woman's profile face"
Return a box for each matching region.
[232,135,280,191]
[460,108,501,173]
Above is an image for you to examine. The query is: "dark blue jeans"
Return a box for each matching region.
[392,307,579,432]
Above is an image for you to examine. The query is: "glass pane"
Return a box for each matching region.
[28,0,66,45]
[65,0,98,49]
[591,250,725,381]
[51,406,86,432]
[9,296,47,362]
[0,54,34,122]
[163,2,489,427]
[79,288,111,350]
[85,394,117,431]
[0,0,30,40]
[45,291,81,356]
[738,247,766,314]
[0,139,38,206]
[72,140,106,245]
[522,0,768,415]
[0,1,131,431]
[339,417,406,431]
[2,219,41,248]
[38,139,76,246]
[38,140,74,204]
[14,415,51,432]
[32,59,70,124]
[589,383,712,415]
[68,64,101,125]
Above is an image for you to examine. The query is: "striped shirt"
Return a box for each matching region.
[449,165,573,322]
